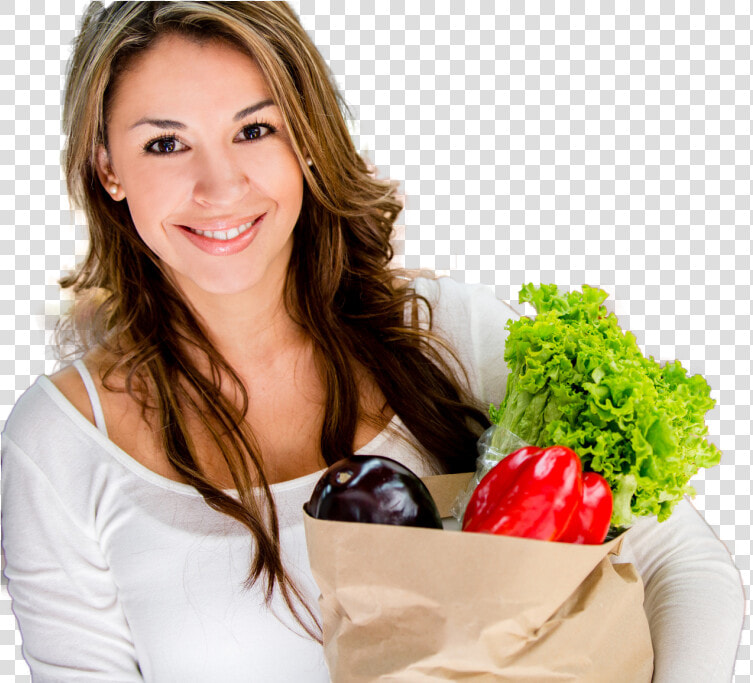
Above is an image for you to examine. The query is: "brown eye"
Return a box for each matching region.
[143,135,184,155]
[155,138,176,153]
[237,123,276,142]
[243,124,263,140]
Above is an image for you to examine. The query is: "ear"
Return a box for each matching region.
[298,145,313,169]
[95,145,126,201]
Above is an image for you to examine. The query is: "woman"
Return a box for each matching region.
[1,2,743,681]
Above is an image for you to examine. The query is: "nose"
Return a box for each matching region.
[191,146,251,208]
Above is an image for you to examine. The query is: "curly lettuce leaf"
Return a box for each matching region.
[490,284,721,527]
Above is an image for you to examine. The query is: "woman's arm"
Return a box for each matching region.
[1,436,143,682]
[621,498,745,683]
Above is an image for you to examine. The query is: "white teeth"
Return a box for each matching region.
[187,219,256,240]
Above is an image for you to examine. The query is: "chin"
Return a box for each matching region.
[195,277,264,297]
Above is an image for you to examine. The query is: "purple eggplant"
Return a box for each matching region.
[304,455,443,529]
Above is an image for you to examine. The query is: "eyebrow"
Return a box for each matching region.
[129,99,276,130]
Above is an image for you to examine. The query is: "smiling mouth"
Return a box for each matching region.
[182,214,265,241]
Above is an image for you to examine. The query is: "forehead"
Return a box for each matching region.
[108,33,273,122]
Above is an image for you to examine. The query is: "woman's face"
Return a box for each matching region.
[96,34,304,299]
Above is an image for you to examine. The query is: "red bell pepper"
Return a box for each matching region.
[557,471,613,545]
[462,445,613,544]
[462,445,583,541]
[461,445,540,529]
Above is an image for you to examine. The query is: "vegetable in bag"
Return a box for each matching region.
[490,283,721,528]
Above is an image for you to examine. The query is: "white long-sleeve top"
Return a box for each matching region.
[1,276,745,682]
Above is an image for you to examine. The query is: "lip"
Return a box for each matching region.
[177,212,266,256]
[183,213,264,233]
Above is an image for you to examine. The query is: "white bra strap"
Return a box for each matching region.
[72,359,109,438]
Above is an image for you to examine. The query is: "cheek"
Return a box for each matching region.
[260,153,305,216]
[123,166,188,246]
[281,174,305,219]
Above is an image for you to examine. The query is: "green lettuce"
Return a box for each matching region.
[489,283,721,527]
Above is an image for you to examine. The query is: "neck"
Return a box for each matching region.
[169,266,307,376]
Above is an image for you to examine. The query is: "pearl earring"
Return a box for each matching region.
[109,185,118,195]
[305,157,313,167]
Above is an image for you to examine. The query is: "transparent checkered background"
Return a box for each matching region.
[1,0,751,678]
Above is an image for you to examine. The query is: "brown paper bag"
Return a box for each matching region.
[303,472,654,682]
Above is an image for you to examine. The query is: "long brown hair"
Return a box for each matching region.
[58,1,490,640]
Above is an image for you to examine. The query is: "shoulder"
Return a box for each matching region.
[2,353,111,507]
[24,349,114,432]
[47,346,117,428]
[409,274,522,331]
[404,275,522,405]
[47,363,96,428]
[1,370,80,477]
[408,273,517,307]
[3,357,98,447]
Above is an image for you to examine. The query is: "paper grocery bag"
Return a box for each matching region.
[303,472,653,682]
